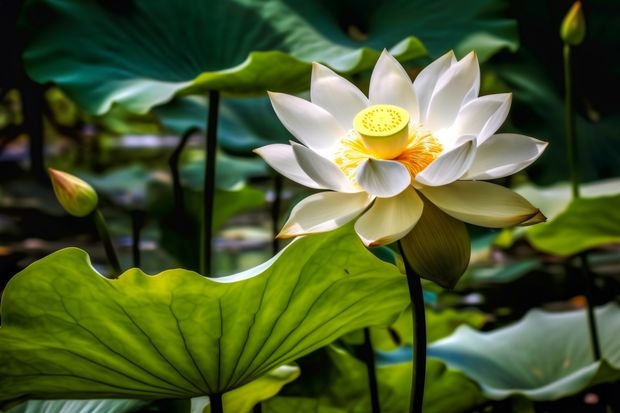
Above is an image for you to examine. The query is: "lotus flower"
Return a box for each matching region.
[255,50,546,248]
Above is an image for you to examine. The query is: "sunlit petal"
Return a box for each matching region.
[354,187,423,247]
[292,142,359,193]
[311,63,369,130]
[425,52,480,131]
[278,191,373,238]
[356,158,411,198]
[254,144,326,189]
[463,134,548,180]
[268,91,345,151]
[420,181,545,227]
[369,50,419,123]
[415,138,476,186]
[414,50,456,123]
[453,93,512,144]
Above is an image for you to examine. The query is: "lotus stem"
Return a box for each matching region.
[169,127,197,217]
[399,243,426,413]
[93,208,122,277]
[362,327,381,412]
[130,209,145,268]
[211,392,224,413]
[201,90,220,277]
[253,403,262,413]
[271,174,283,255]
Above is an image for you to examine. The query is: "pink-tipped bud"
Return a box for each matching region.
[48,168,98,217]
[561,1,586,46]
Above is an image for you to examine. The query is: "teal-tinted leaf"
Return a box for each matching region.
[429,304,620,400]
[20,0,516,114]
[6,400,149,413]
[526,194,620,256]
[0,225,408,405]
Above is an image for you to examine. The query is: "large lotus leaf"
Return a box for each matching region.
[20,0,518,115]
[428,303,620,400]
[526,194,620,256]
[0,225,409,405]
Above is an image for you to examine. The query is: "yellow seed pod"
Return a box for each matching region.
[353,104,410,159]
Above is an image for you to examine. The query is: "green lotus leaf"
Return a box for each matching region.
[428,303,620,400]
[0,225,408,406]
[526,194,620,256]
[5,400,150,413]
[20,0,517,115]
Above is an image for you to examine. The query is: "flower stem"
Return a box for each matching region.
[271,174,283,255]
[361,327,381,413]
[399,242,426,413]
[93,208,122,277]
[210,393,224,413]
[580,253,602,360]
[201,91,220,277]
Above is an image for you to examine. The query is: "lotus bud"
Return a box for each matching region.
[561,1,586,46]
[48,168,98,217]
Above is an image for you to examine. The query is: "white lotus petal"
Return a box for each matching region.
[254,144,325,189]
[368,50,419,123]
[269,91,345,151]
[414,50,456,123]
[311,63,369,130]
[420,181,545,227]
[415,138,476,186]
[292,142,359,193]
[355,187,423,247]
[356,158,411,198]
[425,52,480,131]
[453,93,512,144]
[463,134,548,180]
[278,191,373,238]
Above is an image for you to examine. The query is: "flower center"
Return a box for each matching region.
[333,105,443,186]
[353,104,410,159]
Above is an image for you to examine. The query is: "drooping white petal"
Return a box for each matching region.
[368,50,419,123]
[463,134,548,180]
[425,52,480,131]
[354,187,423,247]
[254,144,325,189]
[452,93,512,144]
[292,142,359,193]
[356,158,411,198]
[278,191,373,238]
[414,50,456,123]
[420,180,545,227]
[311,63,369,130]
[415,138,476,186]
[268,91,345,151]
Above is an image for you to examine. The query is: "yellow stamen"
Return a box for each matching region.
[353,104,410,159]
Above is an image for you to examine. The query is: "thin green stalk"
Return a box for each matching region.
[201,91,220,277]
[361,327,381,413]
[271,174,283,255]
[399,242,426,413]
[130,209,145,268]
[93,208,122,277]
[210,393,224,413]
[169,127,197,217]
[580,253,602,360]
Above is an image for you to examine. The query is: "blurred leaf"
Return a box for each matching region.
[428,303,620,400]
[0,225,408,405]
[20,0,517,114]
[5,400,149,413]
[526,194,620,256]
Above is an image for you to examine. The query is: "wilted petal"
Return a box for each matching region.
[425,52,480,131]
[420,181,545,227]
[415,138,476,186]
[278,191,372,238]
[311,63,369,130]
[453,93,512,144]
[463,134,548,180]
[414,50,456,123]
[292,142,359,193]
[400,195,470,288]
[355,187,423,247]
[254,144,325,189]
[269,92,345,151]
[356,158,411,198]
[369,50,419,123]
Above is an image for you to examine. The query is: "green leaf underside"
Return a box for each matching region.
[0,226,408,405]
[20,0,517,114]
[526,194,620,256]
[429,303,620,400]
